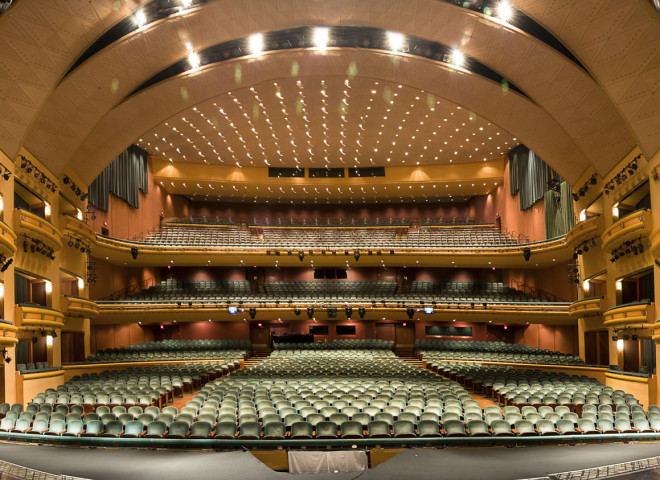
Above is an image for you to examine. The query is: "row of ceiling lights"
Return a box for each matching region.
[139,80,515,169]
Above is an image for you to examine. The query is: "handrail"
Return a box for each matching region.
[509,279,564,302]
[1,430,660,448]
[101,277,155,301]
[164,216,492,228]
[127,223,161,242]
[500,225,530,244]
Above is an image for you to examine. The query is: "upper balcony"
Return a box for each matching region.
[0,319,19,346]
[569,296,605,319]
[15,303,65,330]
[603,300,655,331]
[60,295,99,318]
[13,208,62,251]
[61,214,96,247]
[97,278,572,324]
[601,209,653,253]
[0,219,17,258]
[565,216,604,249]
[93,218,573,268]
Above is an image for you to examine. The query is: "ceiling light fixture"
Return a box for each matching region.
[496,1,513,22]
[248,33,263,55]
[386,31,404,52]
[313,27,329,49]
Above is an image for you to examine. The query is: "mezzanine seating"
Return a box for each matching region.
[416,339,585,366]
[103,279,552,305]
[81,339,249,364]
[138,218,520,249]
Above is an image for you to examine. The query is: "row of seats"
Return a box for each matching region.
[273,339,394,350]
[16,361,59,374]
[430,362,640,408]
[168,216,483,227]
[3,416,656,439]
[107,279,548,304]
[82,339,249,364]
[140,222,519,248]
[417,339,567,354]
[416,339,585,366]
[24,364,235,408]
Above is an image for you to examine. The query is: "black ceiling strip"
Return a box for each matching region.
[127,26,527,99]
[64,0,585,80]
[440,0,586,72]
[64,0,213,77]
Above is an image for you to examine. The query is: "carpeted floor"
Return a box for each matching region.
[1,442,660,480]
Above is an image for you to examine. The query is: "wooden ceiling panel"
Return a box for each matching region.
[514,0,660,161]
[66,50,586,185]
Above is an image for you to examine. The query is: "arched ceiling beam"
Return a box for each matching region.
[67,50,588,184]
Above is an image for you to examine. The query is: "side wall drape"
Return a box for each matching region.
[508,145,554,211]
[544,181,575,239]
[88,145,148,212]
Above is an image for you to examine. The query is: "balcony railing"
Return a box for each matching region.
[603,300,655,329]
[61,214,97,246]
[61,295,99,317]
[0,319,19,346]
[15,303,64,330]
[13,208,62,250]
[601,209,653,252]
[569,297,605,319]
[0,219,17,258]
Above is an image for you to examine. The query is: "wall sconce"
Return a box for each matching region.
[616,339,624,351]
[46,335,53,346]
[0,195,4,213]
[77,277,85,290]
[44,280,52,294]
[612,204,619,218]
[0,283,4,298]
[77,209,83,221]
[44,203,51,217]
[582,279,590,292]
[615,280,622,291]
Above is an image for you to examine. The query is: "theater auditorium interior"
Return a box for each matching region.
[0,0,659,478]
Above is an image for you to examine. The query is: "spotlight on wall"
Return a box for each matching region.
[0,258,12,272]
[354,250,360,261]
[358,307,366,319]
[130,246,139,260]
[406,307,414,319]
[345,307,353,319]
[298,251,304,261]
[306,307,314,319]
[249,307,256,319]
[522,247,531,262]
[293,308,301,316]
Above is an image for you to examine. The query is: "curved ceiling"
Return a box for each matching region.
[0,0,657,198]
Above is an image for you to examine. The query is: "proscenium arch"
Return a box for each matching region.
[68,49,588,184]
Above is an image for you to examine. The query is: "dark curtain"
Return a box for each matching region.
[508,145,554,210]
[88,145,149,212]
[544,181,575,239]
[14,273,29,304]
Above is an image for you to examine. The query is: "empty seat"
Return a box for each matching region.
[213,421,237,439]
[315,421,339,439]
[290,421,313,439]
[122,421,145,438]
